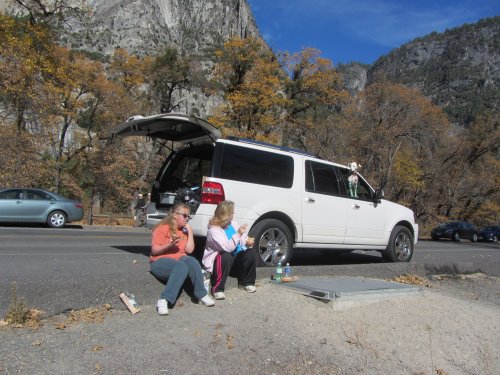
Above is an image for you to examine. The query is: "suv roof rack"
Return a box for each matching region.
[227,137,318,158]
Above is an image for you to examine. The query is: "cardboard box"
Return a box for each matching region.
[119,293,141,314]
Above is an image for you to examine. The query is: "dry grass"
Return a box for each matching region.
[79,215,135,226]
[389,274,432,287]
[1,283,44,329]
[53,304,112,330]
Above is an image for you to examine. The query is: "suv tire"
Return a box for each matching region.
[453,232,461,242]
[471,233,478,242]
[383,226,413,262]
[250,219,293,267]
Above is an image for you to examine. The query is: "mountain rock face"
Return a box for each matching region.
[61,0,260,57]
[49,0,259,117]
[368,17,499,127]
[1,1,497,126]
[337,62,369,96]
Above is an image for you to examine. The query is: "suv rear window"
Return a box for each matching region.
[216,144,294,188]
[158,144,213,192]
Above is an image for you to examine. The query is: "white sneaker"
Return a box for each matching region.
[156,299,169,315]
[213,292,226,300]
[239,285,256,293]
[199,295,215,307]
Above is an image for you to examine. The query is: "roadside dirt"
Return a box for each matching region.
[1,274,499,375]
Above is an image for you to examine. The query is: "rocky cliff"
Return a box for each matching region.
[337,62,369,96]
[368,16,499,127]
[36,0,260,117]
[61,0,260,58]
[1,1,497,126]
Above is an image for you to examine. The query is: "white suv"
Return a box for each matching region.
[112,113,418,266]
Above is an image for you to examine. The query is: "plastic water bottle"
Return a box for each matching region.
[126,292,139,308]
[284,263,291,278]
[275,261,282,282]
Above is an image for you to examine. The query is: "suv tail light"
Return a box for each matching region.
[201,181,225,204]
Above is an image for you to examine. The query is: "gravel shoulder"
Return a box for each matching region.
[1,274,499,375]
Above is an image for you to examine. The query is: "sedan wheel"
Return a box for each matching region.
[453,232,461,242]
[47,211,67,228]
[471,233,478,242]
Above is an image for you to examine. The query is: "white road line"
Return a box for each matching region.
[0,252,138,256]
[418,248,497,252]
[0,235,140,238]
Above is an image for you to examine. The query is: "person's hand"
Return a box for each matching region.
[182,223,192,235]
[238,224,248,235]
[170,235,181,246]
[246,237,254,248]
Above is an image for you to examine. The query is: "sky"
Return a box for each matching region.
[247,0,500,65]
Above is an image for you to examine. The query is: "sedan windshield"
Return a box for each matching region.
[482,226,498,231]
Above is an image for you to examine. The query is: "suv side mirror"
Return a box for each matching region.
[374,189,384,202]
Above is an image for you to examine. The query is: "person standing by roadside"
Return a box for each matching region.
[203,200,257,300]
[150,203,215,315]
[130,189,139,217]
[134,193,147,227]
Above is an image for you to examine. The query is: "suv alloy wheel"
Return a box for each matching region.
[250,219,293,267]
[383,226,414,262]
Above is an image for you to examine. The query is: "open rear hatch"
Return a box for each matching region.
[110,113,221,144]
[109,113,221,220]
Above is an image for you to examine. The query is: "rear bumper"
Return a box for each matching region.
[68,209,84,222]
[478,234,495,241]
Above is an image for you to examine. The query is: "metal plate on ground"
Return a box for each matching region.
[283,277,420,309]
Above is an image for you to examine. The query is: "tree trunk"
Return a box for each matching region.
[55,117,70,193]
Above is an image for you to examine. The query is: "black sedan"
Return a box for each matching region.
[0,188,84,228]
[431,221,479,242]
[478,226,500,243]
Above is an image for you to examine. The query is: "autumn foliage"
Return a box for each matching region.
[0,11,497,228]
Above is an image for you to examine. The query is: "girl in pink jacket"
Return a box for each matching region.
[202,201,257,300]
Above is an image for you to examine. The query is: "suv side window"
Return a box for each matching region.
[218,144,294,188]
[305,160,340,195]
[337,167,373,201]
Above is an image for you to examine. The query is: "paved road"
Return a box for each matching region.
[1,225,499,317]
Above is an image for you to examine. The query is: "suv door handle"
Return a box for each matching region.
[306,197,315,203]
[353,204,360,209]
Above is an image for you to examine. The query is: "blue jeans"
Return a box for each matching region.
[150,256,207,304]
